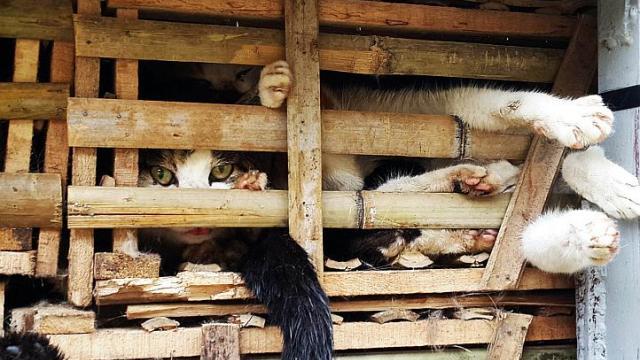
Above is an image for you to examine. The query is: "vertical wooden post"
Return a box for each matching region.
[481,15,598,290]
[487,313,533,359]
[0,39,40,251]
[68,0,100,307]
[112,8,140,254]
[0,281,5,336]
[36,41,74,277]
[284,0,324,274]
[200,323,240,360]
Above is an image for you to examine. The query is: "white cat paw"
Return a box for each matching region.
[452,161,520,197]
[464,229,498,253]
[531,95,613,149]
[233,170,268,191]
[258,60,291,108]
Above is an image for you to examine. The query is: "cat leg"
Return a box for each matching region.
[375,160,519,196]
[406,229,497,256]
[521,209,620,274]
[441,87,613,149]
[258,60,291,108]
[562,146,640,219]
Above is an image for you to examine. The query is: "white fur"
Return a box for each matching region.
[521,209,620,274]
[562,146,640,219]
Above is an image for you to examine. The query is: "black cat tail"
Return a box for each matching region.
[240,231,333,360]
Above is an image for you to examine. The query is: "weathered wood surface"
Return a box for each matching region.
[126,291,573,319]
[107,0,575,39]
[10,304,95,335]
[0,251,36,275]
[68,0,100,308]
[0,282,4,336]
[47,316,575,359]
[94,252,161,280]
[481,15,597,290]
[0,173,62,228]
[74,16,564,82]
[488,313,534,359]
[201,323,240,360]
[94,268,571,305]
[0,0,73,41]
[66,98,531,160]
[67,187,510,229]
[0,83,69,120]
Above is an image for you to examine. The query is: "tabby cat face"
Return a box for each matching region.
[139,149,254,244]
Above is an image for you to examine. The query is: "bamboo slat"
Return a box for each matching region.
[67,187,510,229]
[107,0,575,39]
[0,0,73,41]
[66,98,531,160]
[73,16,564,82]
[0,173,62,228]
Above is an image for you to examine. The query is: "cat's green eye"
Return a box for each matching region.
[150,166,175,186]
[210,164,234,183]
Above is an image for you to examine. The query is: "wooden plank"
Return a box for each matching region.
[112,8,141,253]
[94,252,161,280]
[284,0,323,271]
[201,323,240,360]
[481,15,598,290]
[0,251,36,275]
[47,316,575,359]
[488,313,534,359]
[94,268,571,305]
[126,292,574,319]
[0,83,69,120]
[0,0,73,41]
[10,304,95,335]
[107,0,576,39]
[36,40,74,277]
[68,0,100,308]
[67,187,510,229]
[66,98,531,160]
[0,281,5,336]
[0,173,62,228]
[73,16,564,82]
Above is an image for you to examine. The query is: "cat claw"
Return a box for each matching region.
[233,170,268,191]
[259,60,292,108]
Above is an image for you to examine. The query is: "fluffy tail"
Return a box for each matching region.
[240,231,333,360]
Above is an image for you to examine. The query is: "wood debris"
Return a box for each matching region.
[179,262,222,272]
[394,252,433,269]
[454,252,490,267]
[453,307,496,321]
[370,309,420,324]
[325,258,362,271]
[331,314,344,325]
[10,303,95,334]
[141,317,180,332]
[227,314,266,328]
[99,175,115,187]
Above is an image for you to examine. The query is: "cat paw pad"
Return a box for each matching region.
[464,229,498,253]
[233,170,268,191]
[449,164,489,195]
[259,60,292,108]
[583,219,620,266]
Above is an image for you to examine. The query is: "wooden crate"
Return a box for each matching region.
[13,0,596,358]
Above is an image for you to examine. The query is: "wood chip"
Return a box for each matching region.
[394,252,433,269]
[179,262,222,272]
[453,307,496,321]
[454,252,490,267]
[141,317,180,332]
[370,309,420,324]
[325,258,362,271]
[227,314,265,328]
[331,314,344,325]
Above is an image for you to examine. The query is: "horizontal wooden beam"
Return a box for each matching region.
[125,291,574,319]
[48,316,575,359]
[95,268,571,305]
[67,98,531,160]
[0,83,69,120]
[0,173,63,229]
[0,251,36,275]
[0,0,73,41]
[74,16,563,82]
[67,187,510,229]
[107,0,575,39]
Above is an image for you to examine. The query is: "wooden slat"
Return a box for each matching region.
[0,83,69,120]
[201,323,241,360]
[488,313,533,359]
[0,0,73,41]
[125,292,574,319]
[107,0,575,39]
[94,268,571,305]
[67,187,510,229]
[0,251,36,275]
[68,0,100,308]
[48,316,575,359]
[481,15,598,290]
[10,304,95,335]
[0,281,5,336]
[73,16,564,82]
[66,98,531,160]
[0,173,62,228]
